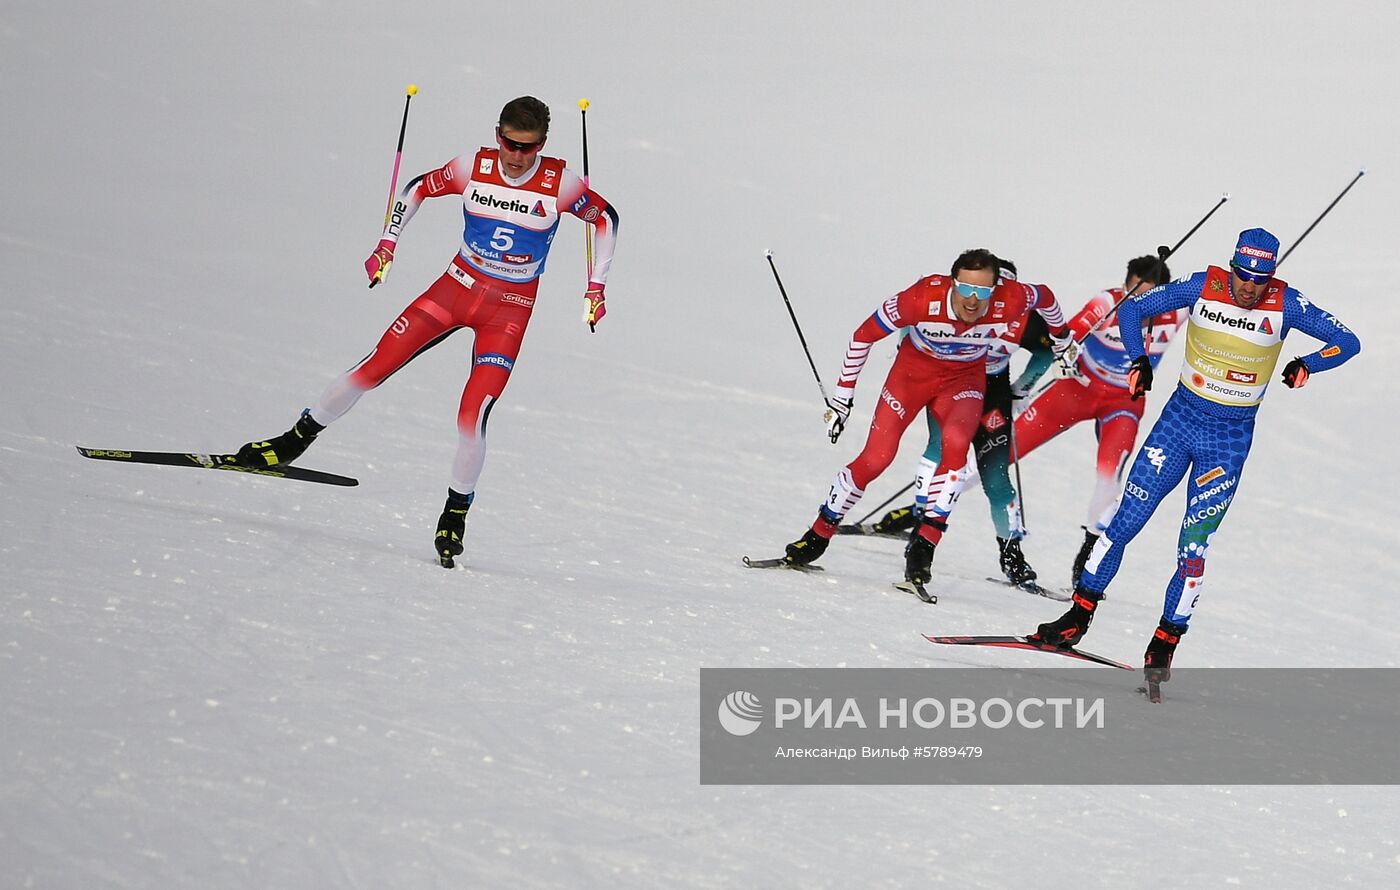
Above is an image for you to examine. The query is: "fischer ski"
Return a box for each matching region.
[984,576,1072,602]
[742,556,824,573]
[924,634,1133,670]
[894,580,937,604]
[76,446,358,487]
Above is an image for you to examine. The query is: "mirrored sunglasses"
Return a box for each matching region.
[496,127,544,153]
[1231,264,1272,285]
[953,281,995,301]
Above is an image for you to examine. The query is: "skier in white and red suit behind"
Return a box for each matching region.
[1013,255,1183,588]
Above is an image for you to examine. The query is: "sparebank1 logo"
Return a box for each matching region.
[718,691,764,736]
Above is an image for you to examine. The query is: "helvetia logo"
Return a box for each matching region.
[469,189,532,214]
[1259,317,1274,335]
[718,691,764,736]
[531,200,548,217]
[1196,305,1256,331]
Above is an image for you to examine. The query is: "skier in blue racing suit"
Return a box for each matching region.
[1029,228,1361,688]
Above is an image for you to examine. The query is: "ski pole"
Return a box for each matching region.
[579,99,599,331]
[1008,411,1028,531]
[850,481,916,527]
[381,84,417,228]
[371,83,417,289]
[1081,192,1230,336]
[579,98,592,188]
[1278,168,1366,266]
[764,250,833,407]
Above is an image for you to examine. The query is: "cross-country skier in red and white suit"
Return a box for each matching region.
[1011,255,1183,586]
[234,96,618,566]
[776,248,1071,586]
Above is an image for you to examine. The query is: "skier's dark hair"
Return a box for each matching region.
[950,248,1000,278]
[499,96,551,135]
[1127,255,1170,287]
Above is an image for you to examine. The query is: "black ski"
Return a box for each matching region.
[984,576,1072,602]
[76,446,358,487]
[836,523,906,539]
[924,634,1133,670]
[741,556,824,573]
[894,580,937,604]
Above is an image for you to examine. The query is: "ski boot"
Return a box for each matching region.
[871,505,917,537]
[904,532,936,585]
[1030,587,1103,647]
[233,408,324,468]
[435,489,474,569]
[1070,526,1098,590]
[1144,618,1186,684]
[784,513,838,566]
[997,536,1038,586]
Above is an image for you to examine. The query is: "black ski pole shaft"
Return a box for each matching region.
[765,250,832,406]
[1278,168,1366,266]
[579,98,591,180]
[1083,192,1230,336]
[851,481,916,527]
[1164,192,1231,258]
[381,84,418,227]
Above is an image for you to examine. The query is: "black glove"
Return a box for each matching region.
[1126,355,1153,401]
[1281,357,1310,389]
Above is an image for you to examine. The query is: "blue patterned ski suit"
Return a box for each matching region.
[1079,266,1360,627]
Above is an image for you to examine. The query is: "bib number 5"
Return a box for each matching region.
[490,226,515,251]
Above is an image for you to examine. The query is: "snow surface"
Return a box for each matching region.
[4,1,1400,887]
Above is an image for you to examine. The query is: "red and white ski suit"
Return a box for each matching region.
[816,275,1065,545]
[310,148,617,495]
[1014,288,1186,528]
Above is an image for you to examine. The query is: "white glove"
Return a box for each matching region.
[824,392,854,444]
[1051,332,1081,378]
[1052,332,1078,362]
[1054,362,1086,382]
